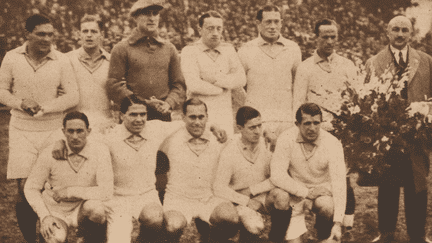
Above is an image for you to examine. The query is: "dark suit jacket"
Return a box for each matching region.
[365,45,432,193]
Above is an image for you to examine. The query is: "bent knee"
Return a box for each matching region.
[139,203,164,227]
[210,202,239,225]
[267,188,290,210]
[164,210,187,233]
[313,196,334,218]
[82,200,106,224]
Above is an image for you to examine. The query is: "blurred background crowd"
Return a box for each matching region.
[1,0,432,67]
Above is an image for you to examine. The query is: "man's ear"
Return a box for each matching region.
[87,128,92,135]
[62,128,66,136]
[295,121,299,127]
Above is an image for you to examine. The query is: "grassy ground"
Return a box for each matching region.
[1,109,432,243]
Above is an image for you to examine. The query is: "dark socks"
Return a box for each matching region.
[268,207,292,243]
[15,200,38,243]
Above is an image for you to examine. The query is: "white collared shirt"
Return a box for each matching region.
[390,44,408,64]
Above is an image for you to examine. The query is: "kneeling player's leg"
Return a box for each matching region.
[40,216,68,243]
[16,178,39,243]
[137,202,164,242]
[77,200,107,243]
[266,188,292,242]
[312,195,334,240]
[164,210,187,242]
[208,201,240,241]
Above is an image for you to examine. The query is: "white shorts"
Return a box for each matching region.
[163,192,227,224]
[105,189,162,243]
[7,126,63,179]
[49,201,83,228]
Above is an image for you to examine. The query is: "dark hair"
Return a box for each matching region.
[120,95,147,114]
[198,11,222,28]
[80,14,104,32]
[236,106,261,127]
[314,19,338,36]
[63,111,89,129]
[295,103,322,123]
[25,14,52,33]
[182,98,208,115]
[256,5,281,21]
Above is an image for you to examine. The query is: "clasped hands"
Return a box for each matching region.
[21,98,44,117]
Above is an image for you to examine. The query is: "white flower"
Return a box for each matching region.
[406,102,430,117]
[381,136,389,142]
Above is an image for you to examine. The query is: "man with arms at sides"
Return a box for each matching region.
[66,14,114,133]
[107,0,186,121]
[52,96,227,242]
[24,111,113,243]
[162,98,239,242]
[365,15,432,243]
[0,14,79,242]
[271,103,347,242]
[238,5,302,140]
[292,18,357,232]
[214,106,309,243]
[181,11,246,135]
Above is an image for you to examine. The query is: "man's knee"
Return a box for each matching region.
[267,188,290,210]
[81,200,107,224]
[139,203,164,228]
[313,196,334,219]
[210,202,239,225]
[164,210,187,234]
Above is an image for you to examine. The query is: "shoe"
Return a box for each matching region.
[371,233,394,243]
[371,234,381,242]
[426,238,432,243]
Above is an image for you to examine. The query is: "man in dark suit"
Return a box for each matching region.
[366,15,432,243]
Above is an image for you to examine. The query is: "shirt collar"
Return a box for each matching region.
[17,42,57,60]
[195,39,223,54]
[182,127,212,143]
[389,44,408,61]
[295,130,322,147]
[313,49,335,64]
[237,135,260,154]
[119,123,148,140]
[66,140,91,159]
[77,46,110,61]
[127,27,165,45]
[257,34,285,46]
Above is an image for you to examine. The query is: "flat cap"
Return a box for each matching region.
[130,0,164,17]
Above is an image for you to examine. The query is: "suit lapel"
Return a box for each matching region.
[407,47,420,85]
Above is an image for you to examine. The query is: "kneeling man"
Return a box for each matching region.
[271,103,347,242]
[24,111,114,243]
[162,98,239,242]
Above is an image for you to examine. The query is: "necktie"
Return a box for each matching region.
[125,134,145,151]
[398,51,406,68]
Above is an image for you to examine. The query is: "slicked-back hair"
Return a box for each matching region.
[198,11,223,28]
[120,96,147,114]
[314,18,338,36]
[63,111,90,129]
[256,5,281,22]
[80,14,104,32]
[25,14,52,33]
[236,106,261,127]
[295,103,323,123]
[182,98,208,115]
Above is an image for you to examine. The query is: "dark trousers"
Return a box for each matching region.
[378,170,427,242]
[147,105,171,122]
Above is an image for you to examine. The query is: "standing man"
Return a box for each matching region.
[293,19,357,230]
[107,0,186,121]
[366,16,432,243]
[162,98,239,242]
[67,14,113,133]
[25,111,113,243]
[0,14,79,242]
[181,11,246,135]
[238,5,302,137]
[271,103,347,242]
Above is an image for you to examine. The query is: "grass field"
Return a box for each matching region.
[1,109,432,243]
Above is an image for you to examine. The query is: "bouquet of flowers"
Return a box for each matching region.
[329,65,432,185]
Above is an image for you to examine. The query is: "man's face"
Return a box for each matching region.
[296,113,322,143]
[317,24,338,58]
[122,104,147,134]
[135,8,160,34]
[80,21,103,50]
[387,16,412,50]
[257,11,282,42]
[27,23,54,55]
[183,104,208,138]
[200,17,223,49]
[239,116,263,144]
[63,119,90,153]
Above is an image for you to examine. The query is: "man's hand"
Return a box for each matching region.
[157,101,171,114]
[210,125,227,143]
[306,187,332,200]
[328,222,343,242]
[52,139,68,160]
[52,188,69,203]
[238,187,252,197]
[263,130,278,152]
[247,198,263,212]
[40,215,66,241]
[21,99,41,116]
[145,97,171,114]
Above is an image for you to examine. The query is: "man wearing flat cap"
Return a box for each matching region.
[107,0,186,122]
